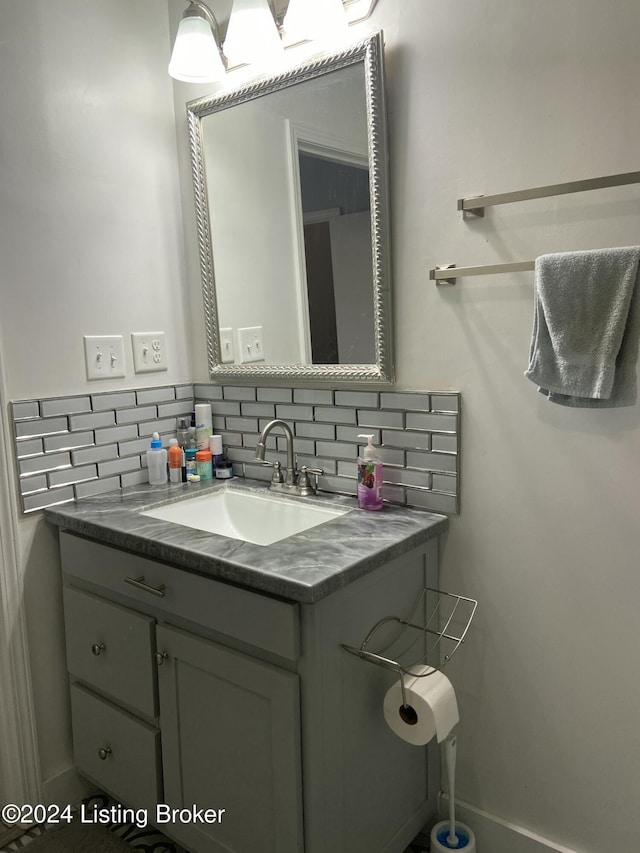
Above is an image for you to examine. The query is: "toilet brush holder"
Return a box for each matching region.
[430,819,476,852]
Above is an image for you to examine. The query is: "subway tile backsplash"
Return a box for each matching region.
[10,383,460,515]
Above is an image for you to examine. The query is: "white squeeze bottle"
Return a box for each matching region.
[357,434,384,511]
[147,432,168,485]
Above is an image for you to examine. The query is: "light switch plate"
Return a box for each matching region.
[83,335,125,381]
[219,327,235,364]
[237,326,265,364]
[131,332,168,373]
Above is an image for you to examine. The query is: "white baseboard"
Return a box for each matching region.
[438,794,580,853]
[42,765,93,807]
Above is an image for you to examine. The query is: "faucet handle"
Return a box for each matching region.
[270,460,284,484]
[297,465,324,494]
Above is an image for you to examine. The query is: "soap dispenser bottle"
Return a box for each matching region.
[147,432,168,485]
[357,434,383,511]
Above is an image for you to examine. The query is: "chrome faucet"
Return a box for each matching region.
[254,419,323,496]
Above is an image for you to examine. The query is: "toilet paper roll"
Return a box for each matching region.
[383,665,459,746]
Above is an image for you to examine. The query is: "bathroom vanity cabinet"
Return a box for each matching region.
[48,481,447,853]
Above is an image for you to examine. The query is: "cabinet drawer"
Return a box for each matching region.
[60,531,300,661]
[63,587,157,717]
[70,683,161,814]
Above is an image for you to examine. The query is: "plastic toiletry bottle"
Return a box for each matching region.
[168,439,183,485]
[209,435,224,471]
[195,403,213,450]
[214,457,233,479]
[196,449,213,480]
[185,447,197,480]
[176,416,191,448]
[147,432,168,485]
[357,434,383,511]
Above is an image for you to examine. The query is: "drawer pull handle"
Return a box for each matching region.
[155,651,169,666]
[91,643,106,657]
[98,747,112,761]
[124,575,166,598]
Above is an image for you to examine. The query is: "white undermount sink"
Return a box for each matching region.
[140,487,349,546]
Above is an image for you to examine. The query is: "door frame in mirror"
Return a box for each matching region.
[187,31,393,385]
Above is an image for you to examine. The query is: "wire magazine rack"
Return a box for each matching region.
[342,587,477,707]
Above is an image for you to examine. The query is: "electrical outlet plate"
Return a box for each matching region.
[131,332,168,373]
[83,335,125,381]
[219,327,235,364]
[238,326,265,364]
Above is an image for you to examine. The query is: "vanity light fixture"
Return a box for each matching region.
[169,1,226,83]
[283,0,349,44]
[223,0,284,67]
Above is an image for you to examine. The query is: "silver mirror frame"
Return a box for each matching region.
[187,31,394,385]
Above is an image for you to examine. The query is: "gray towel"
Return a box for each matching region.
[524,246,640,407]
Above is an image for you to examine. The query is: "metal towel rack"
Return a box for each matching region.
[458,169,640,217]
[430,169,640,284]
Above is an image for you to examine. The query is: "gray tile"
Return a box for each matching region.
[293,389,334,405]
[69,411,115,431]
[357,409,404,429]
[242,463,273,482]
[94,424,139,446]
[136,386,176,405]
[49,465,97,487]
[121,470,150,488]
[175,384,195,400]
[318,475,356,496]
[295,422,335,440]
[314,406,356,425]
[23,486,74,513]
[336,462,358,479]
[430,393,460,413]
[116,405,157,425]
[376,447,405,466]
[44,431,94,453]
[223,386,257,401]
[381,430,432,451]
[138,418,175,437]
[406,451,457,473]
[11,401,40,420]
[19,474,48,495]
[381,484,406,504]
[431,434,458,454]
[157,401,194,419]
[406,412,458,433]
[41,396,91,417]
[337,425,381,444]
[210,401,241,417]
[275,404,313,421]
[257,387,292,403]
[19,452,71,476]
[98,457,142,478]
[194,384,223,401]
[380,392,430,411]
[406,489,458,514]
[240,402,276,418]
[75,477,121,499]
[119,436,155,457]
[315,441,357,460]
[91,391,136,411]
[72,443,118,466]
[383,468,430,489]
[335,390,379,408]
[296,455,337,475]
[432,473,457,494]
[16,417,68,438]
[16,438,44,458]
[225,417,259,434]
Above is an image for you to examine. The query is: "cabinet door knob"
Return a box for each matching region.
[91,643,106,656]
[97,747,112,760]
[155,651,169,666]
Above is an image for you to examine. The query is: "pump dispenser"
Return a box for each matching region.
[357,434,383,511]
[147,432,168,485]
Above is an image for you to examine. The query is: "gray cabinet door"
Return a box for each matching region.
[157,623,303,853]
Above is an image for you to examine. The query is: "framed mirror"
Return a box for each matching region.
[187,32,393,384]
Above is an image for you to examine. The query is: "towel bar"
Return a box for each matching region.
[430,261,535,285]
[459,170,640,217]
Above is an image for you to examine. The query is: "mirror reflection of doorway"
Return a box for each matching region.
[298,151,373,364]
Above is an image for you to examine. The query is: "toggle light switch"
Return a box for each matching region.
[238,326,265,364]
[83,335,125,380]
[131,332,168,373]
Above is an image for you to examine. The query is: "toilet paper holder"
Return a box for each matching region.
[341,587,477,706]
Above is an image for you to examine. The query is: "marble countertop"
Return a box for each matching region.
[44,477,448,603]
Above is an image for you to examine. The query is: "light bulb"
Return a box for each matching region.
[169,15,225,83]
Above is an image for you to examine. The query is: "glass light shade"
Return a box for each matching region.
[223,0,284,67]
[169,15,226,83]
[283,0,348,43]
